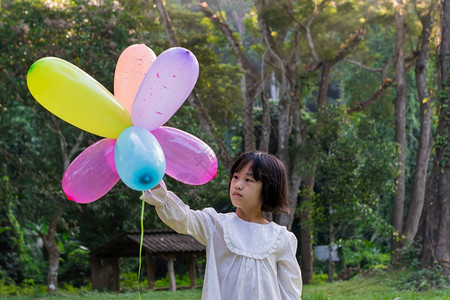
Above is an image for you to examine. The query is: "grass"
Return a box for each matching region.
[0,289,202,300]
[302,270,450,300]
[1,270,448,299]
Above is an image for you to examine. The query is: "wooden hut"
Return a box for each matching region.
[90,230,205,292]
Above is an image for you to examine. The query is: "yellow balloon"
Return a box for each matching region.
[27,57,132,138]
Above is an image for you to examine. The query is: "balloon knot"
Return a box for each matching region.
[139,175,152,184]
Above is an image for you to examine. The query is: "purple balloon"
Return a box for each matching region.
[63,139,119,203]
[152,126,218,185]
[131,47,199,131]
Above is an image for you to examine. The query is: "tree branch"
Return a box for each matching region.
[314,28,366,72]
[277,0,322,66]
[200,1,260,83]
[153,0,179,46]
[153,0,233,167]
[348,55,417,114]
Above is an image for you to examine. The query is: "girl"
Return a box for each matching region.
[144,151,302,299]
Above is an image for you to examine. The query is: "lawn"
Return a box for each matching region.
[1,270,448,299]
[301,270,449,300]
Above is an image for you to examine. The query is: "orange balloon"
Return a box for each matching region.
[114,44,157,114]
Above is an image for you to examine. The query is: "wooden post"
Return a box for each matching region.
[167,255,176,292]
[91,255,115,290]
[146,252,155,289]
[113,257,120,292]
[103,257,120,292]
[91,254,101,290]
[187,253,197,288]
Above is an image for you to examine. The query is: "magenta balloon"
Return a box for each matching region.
[131,47,199,131]
[152,126,217,185]
[62,139,119,203]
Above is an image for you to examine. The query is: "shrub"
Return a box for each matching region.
[59,247,91,287]
[340,239,390,270]
[155,273,196,288]
[400,265,449,291]
[0,278,47,296]
[310,273,329,284]
[120,272,148,291]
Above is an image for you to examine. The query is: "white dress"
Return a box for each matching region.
[145,186,302,300]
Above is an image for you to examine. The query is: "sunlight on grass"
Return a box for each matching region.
[302,270,450,300]
[2,289,203,300]
[2,270,448,300]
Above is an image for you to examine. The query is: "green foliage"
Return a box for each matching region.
[0,0,163,284]
[310,273,329,284]
[59,248,90,287]
[154,273,202,289]
[340,239,391,270]
[118,272,202,291]
[0,0,444,292]
[400,266,450,291]
[312,106,399,247]
[119,272,145,291]
[0,177,44,284]
[166,5,244,137]
[0,278,47,297]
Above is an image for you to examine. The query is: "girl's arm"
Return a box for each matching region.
[277,232,303,299]
[143,184,215,245]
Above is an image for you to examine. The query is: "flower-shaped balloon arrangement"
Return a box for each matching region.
[27,44,218,203]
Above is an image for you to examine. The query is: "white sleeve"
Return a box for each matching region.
[277,232,303,299]
[143,185,215,245]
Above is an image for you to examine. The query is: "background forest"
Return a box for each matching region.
[0,0,449,297]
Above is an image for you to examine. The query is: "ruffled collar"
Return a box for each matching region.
[221,212,285,259]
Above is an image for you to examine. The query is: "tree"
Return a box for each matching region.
[152,0,236,168]
[340,0,439,264]
[0,0,160,291]
[313,107,398,282]
[391,0,408,261]
[401,0,437,250]
[420,0,450,276]
[198,0,379,284]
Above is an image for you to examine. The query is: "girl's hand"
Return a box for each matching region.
[140,180,166,200]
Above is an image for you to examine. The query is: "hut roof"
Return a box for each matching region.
[90,230,205,258]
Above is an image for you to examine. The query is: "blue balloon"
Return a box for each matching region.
[114,126,166,191]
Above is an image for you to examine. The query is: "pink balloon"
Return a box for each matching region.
[152,126,217,185]
[131,47,199,131]
[114,44,157,114]
[63,139,119,203]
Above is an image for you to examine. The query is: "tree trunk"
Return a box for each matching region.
[401,9,433,248]
[41,120,84,293]
[43,238,60,293]
[153,0,178,46]
[155,0,233,168]
[421,134,450,274]
[421,0,450,275]
[391,0,408,261]
[318,63,332,108]
[259,76,271,152]
[328,205,335,282]
[244,91,257,151]
[199,1,260,157]
[298,176,315,284]
[40,208,64,293]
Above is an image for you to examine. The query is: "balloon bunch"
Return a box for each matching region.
[27,44,218,203]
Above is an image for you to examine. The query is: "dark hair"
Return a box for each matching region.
[229,151,290,214]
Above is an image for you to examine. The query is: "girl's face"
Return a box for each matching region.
[229,163,263,213]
